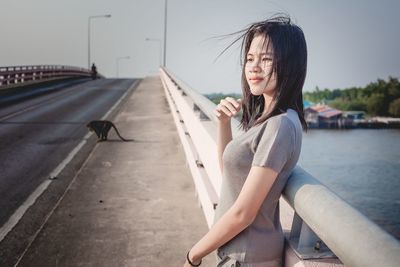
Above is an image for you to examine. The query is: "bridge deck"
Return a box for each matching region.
[16,76,216,266]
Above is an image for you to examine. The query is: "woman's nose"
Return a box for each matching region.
[250,64,261,72]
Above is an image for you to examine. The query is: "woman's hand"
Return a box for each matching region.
[182,257,201,267]
[213,97,242,123]
[182,250,202,267]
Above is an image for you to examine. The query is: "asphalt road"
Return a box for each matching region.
[0,78,139,228]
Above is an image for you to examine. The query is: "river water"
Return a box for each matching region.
[298,129,400,240]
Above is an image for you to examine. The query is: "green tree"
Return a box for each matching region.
[332,89,342,99]
[389,98,400,117]
[348,99,367,111]
[305,77,399,115]
[329,98,349,110]
[367,94,385,115]
[388,76,400,98]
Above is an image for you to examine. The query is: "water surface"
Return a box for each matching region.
[298,129,400,239]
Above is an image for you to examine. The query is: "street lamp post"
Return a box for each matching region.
[163,0,168,67]
[116,56,130,78]
[88,14,111,70]
[145,38,162,66]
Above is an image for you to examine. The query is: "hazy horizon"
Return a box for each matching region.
[1,0,399,94]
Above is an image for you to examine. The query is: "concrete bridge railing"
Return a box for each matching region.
[160,67,400,267]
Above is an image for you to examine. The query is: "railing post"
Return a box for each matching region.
[287,212,335,259]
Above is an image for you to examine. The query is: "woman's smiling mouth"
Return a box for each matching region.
[249,77,264,83]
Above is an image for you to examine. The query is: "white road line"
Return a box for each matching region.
[13,140,96,267]
[0,79,139,243]
[101,80,139,120]
[0,135,89,242]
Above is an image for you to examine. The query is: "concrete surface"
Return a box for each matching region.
[16,77,215,266]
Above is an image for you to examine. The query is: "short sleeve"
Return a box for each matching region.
[251,116,294,173]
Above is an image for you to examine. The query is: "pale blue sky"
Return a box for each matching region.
[1,0,399,93]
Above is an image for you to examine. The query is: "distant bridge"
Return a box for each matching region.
[0,65,98,89]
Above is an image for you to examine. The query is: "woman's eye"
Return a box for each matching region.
[262,57,272,61]
[246,58,253,62]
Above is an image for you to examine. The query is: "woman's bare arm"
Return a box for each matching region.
[184,166,279,266]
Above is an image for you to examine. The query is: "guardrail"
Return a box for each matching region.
[0,65,96,89]
[160,67,400,267]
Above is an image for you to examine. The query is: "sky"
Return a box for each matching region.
[1,0,399,94]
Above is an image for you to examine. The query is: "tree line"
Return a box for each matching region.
[304,77,400,117]
[205,93,242,105]
[205,77,400,118]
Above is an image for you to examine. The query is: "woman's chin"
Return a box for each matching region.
[250,88,263,96]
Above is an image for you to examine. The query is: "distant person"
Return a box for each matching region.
[183,15,308,267]
[91,63,97,80]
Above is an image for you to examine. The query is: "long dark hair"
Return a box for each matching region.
[221,15,308,131]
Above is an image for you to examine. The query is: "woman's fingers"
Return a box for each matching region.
[225,97,242,111]
[217,103,233,116]
[220,99,237,114]
[220,99,239,114]
[213,109,221,117]
[214,97,242,120]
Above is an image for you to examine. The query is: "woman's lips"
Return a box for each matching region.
[249,77,264,84]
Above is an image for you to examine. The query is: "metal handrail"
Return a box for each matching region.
[285,167,400,266]
[0,65,97,89]
[161,69,241,131]
[160,67,400,267]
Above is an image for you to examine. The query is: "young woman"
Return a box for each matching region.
[184,15,308,267]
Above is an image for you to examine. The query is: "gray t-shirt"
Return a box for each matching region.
[214,108,302,263]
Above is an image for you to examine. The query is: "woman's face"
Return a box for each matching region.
[245,34,277,96]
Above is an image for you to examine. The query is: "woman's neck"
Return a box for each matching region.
[262,93,275,116]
